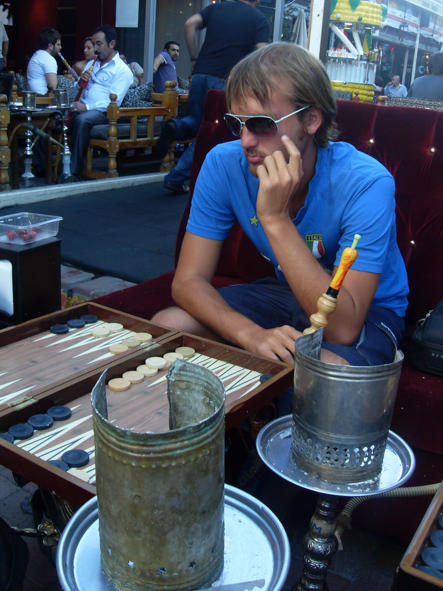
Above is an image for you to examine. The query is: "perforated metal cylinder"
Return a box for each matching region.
[92,360,225,590]
[291,335,404,484]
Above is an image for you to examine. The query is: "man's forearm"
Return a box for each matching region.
[185,24,200,61]
[172,276,261,349]
[153,55,163,73]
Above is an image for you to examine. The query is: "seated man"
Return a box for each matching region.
[69,24,132,178]
[27,27,61,95]
[153,41,179,93]
[120,54,143,88]
[384,75,407,98]
[153,43,409,367]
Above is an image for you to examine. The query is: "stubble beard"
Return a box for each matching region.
[246,127,307,177]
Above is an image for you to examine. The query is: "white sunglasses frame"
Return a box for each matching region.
[224,105,310,138]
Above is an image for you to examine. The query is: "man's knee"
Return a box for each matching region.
[152,306,215,339]
[152,306,181,327]
[72,111,105,132]
[152,306,200,332]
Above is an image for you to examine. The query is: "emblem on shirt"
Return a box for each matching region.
[306,234,325,259]
[250,215,259,227]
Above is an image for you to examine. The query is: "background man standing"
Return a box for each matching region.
[69,24,132,180]
[0,21,8,71]
[408,52,443,100]
[153,41,179,92]
[384,75,407,97]
[27,27,61,94]
[156,0,270,194]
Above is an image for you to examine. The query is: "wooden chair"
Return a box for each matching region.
[0,95,10,191]
[82,82,180,179]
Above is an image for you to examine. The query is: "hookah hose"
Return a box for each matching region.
[7,119,61,149]
[58,52,79,80]
[335,482,441,543]
[66,56,97,127]
[22,122,64,149]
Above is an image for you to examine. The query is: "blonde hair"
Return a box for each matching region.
[226,43,338,147]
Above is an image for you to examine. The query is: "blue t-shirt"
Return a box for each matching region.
[153,51,177,93]
[188,140,409,316]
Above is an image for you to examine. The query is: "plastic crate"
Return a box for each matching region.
[0,212,62,245]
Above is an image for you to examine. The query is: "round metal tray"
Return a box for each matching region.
[256,415,415,497]
[56,484,290,591]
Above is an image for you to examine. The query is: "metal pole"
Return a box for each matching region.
[273,0,285,43]
[143,0,156,85]
[411,11,421,84]
[308,0,332,63]
[402,47,409,85]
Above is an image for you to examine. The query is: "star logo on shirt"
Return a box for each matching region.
[250,215,259,226]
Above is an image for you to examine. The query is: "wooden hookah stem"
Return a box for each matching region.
[303,234,361,335]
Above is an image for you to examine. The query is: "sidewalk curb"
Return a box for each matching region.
[1,173,166,208]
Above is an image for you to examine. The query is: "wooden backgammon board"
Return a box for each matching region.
[0,302,175,417]
[0,307,293,507]
[395,482,443,590]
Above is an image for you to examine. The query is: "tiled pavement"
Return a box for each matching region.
[0,173,412,590]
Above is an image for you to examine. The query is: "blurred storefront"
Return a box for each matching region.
[8,0,443,87]
[373,0,443,87]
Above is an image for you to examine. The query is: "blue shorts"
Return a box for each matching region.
[218,278,405,366]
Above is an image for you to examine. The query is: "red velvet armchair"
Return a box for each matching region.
[95,91,443,540]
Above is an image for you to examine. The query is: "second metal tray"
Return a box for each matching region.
[256,415,415,497]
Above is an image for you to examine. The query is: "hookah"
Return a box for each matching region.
[53,89,74,183]
[19,91,37,188]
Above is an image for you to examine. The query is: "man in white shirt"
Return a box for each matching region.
[69,24,132,178]
[27,27,61,94]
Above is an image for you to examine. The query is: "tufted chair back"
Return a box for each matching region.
[335,101,443,326]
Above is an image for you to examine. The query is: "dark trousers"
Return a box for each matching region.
[70,110,107,174]
[165,73,226,185]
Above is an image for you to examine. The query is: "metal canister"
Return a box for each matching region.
[92,359,225,591]
[53,89,69,108]
[291,333,404,484]
[22,91,36,110]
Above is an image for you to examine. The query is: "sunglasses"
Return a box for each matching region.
[224,105,310,138]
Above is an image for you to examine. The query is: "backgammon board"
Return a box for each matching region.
[0,310,293,507]
[0,303,175,417]
[396,482,443,590]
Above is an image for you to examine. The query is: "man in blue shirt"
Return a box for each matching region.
[153,43,409,367]
[153,41,179,93]
[384,75,407,97]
